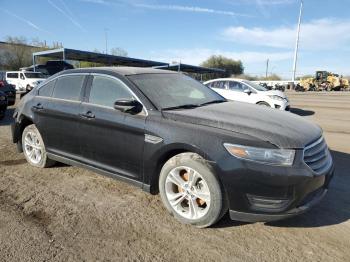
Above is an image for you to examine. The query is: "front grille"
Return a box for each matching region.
[303,137,332,174]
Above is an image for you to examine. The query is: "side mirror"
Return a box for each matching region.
[243,89,252,95]
[114,99,143,114]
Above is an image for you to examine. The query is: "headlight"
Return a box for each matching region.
[224,143,295,166]
[0,96,6,101]
[268,95,284,101]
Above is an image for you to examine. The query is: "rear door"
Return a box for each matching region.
[78,74,146,180]
[210,81,231,98]
[33,74,87,159]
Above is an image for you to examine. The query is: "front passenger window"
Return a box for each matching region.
[89,76,134,108]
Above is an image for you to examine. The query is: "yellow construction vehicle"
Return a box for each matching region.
[300,71,349,91]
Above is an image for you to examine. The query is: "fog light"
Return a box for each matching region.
[247,194,291,211]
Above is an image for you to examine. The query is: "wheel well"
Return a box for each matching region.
[149,149,193,195]
[256,101,269,105]
[16,117,33,152]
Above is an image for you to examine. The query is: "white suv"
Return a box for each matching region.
[6,71,46,92]
[204,78,290,111]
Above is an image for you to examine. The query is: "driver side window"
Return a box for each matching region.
[89,75,134,108]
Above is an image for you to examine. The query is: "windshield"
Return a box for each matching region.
[128,73,225,110]
[242,80,268,91]
[24,72,47,79]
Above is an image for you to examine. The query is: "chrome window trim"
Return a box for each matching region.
[36,72,148,116]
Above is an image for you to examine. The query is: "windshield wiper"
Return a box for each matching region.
[161,104,200,111]
[198,100,226,106]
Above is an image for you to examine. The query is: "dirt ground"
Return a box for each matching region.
[0,92,349,262]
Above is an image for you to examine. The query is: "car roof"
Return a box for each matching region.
[204,78,246,83]
[59,66,178,76]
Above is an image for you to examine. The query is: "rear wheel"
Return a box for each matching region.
[22,124,55,168]
[159,153,227,228]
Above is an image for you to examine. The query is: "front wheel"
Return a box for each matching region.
[159,153,227,228]
[22,124,56,168]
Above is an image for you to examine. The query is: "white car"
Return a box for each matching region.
[6,71,46,92]
[204,78,290,111]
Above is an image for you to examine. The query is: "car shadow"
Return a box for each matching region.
[0,108,15,126]
[290,107,315,116]
[214,150,350,229]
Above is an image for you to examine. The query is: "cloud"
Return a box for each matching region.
[0,8,52,35]
[79,0,252,17]
[48,0,86,31]
[148,48,292,66]
[222,18,350,50]
[133,4,252,17]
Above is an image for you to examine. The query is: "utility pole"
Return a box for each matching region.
[266,59,269,78]
[104,28,108,54]
[292,0,303,82]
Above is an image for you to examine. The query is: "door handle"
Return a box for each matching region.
[32,103,44,111]
[79,111,95,119]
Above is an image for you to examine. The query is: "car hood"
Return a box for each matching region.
[162,101,321,149]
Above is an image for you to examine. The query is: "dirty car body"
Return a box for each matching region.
[11,67,334,223]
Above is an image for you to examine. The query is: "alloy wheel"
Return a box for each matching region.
[165,166,211,220]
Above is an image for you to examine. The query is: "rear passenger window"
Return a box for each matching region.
[7,73,18,78]
[89,76,134,108]
[52,75,84,101]
[38,80,55,97]
[212,81,227,89]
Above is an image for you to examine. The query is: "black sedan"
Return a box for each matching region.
[11,67,334,227]
[0,72,16,106]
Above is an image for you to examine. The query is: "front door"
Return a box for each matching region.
[227,81,251,102]
[78,74,146,180]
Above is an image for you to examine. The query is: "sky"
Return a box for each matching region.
[1,0,350,79]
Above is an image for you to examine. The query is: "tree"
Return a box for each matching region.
[200,55,244,78]
[110,47,128,57]
[0,36,35,70]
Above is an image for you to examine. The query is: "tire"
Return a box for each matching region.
[159,153,227,228]
[22,124,55,168]
[257,102,271,107]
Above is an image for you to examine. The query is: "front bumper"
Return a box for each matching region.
[229,187,328,222]
[217,149,334,223]
[272,100,289,111]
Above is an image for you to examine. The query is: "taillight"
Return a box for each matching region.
[0,81,4,87]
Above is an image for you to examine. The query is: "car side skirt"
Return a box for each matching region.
[47,153,149,191]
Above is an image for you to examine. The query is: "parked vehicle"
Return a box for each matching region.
[5,71,47,92]
[21,60,74,76]
[0,71,16,106]
[204,78,290,111]
[12,67,334,227]
[0,91,8,120]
